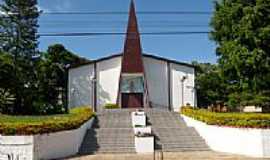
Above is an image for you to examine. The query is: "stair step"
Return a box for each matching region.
[79,110,135,154]
[80,109,210,155]
[80,149,136,154]
[161,147,210,152]
[157,139,206,143]
[146,109,210,152]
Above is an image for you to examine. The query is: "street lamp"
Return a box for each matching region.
[64,64,71,113]
[90,75,96,112]
[186,85,195,107]
[180,75,188,106]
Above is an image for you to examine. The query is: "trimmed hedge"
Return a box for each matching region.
[0,106,95,135]
[104,103,119,109]
[181,107,270,129]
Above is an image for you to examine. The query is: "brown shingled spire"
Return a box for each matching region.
[121,0,144,73]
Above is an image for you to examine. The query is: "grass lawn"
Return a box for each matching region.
[0,107,95,135]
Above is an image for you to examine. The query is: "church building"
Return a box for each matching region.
[68,1,196,112]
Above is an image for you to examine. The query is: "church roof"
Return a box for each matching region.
[69,53,194,69]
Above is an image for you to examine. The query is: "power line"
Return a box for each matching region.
[39,31,210,37]
[41,11,212,15]
[38,20,210,28]
[39,20,209,23]
[39,24,209,28]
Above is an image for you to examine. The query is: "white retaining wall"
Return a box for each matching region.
[0,118,94,160]
[0,136,34,160]
[182,115,270,158]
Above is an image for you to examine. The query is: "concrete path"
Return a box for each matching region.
[65,151,268,160]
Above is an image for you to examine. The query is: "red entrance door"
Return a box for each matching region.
[122,93,143,108]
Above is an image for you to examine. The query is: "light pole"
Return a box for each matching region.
[180,75,188,106]
[186,85,195,107]
[90,75,96,112]
[64,64,71,113]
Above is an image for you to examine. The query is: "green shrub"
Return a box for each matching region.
[0,106,95,135]
[181,107,270,128]
[104,103,119,109]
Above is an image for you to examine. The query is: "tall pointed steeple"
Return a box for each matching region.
[117,0,149,108]
[121,0,144,73]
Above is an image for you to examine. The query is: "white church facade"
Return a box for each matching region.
[68,1,196,112]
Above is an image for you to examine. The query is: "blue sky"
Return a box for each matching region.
[38,0,217,63]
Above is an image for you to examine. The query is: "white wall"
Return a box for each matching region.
[0,118,94,160]
[0,136,34,160]
[96,57,122,111]
[143,57,169,108]
[68,55,196,112]
[182,115,270,158]
[171,64,195,112]
[68,64,94,108]
[34,118,94,160]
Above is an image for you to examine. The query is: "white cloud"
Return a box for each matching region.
[54,0,71,11]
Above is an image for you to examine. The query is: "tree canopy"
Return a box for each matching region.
[210,0,270,109]
[0,0,40,114]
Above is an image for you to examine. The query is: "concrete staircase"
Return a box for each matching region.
[146,109,210,152]
[79,109,209,155]
[79,110,136,154]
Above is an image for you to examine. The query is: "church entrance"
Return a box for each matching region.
[120,74,144,108]
[122,93,143,108]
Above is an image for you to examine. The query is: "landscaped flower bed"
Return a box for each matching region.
[0,106,95,135]
[104,103,119,109]
[181,107,270,128]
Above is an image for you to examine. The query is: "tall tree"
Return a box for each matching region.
[38,44,89,113]
[192,62,227,108]
[0,0,40,57]
[0,51,15,113]
[0,0,40,113]
[210,0,270,108]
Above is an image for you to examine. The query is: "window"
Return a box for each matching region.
[121,75,144,93]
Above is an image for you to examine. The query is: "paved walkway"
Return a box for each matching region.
[65,151,268,160]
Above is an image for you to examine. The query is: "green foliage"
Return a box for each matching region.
[181,107,270,128]
[36,44,90,112]
[0,107,95,135]
[192,62,227,107]
[0,88,15,113]
[211,0,270,108]
[0,52,15,110]
[0,0,40,57]
[104,103,119,109]
[0,1,90,115]
[0,0,41,114]
[209,0,270,110]
[0,42,89,115]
